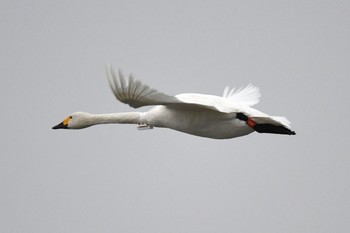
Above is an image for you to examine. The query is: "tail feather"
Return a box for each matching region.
[251,116,292,129]
[237,112,296,135]
[271,116,292,129]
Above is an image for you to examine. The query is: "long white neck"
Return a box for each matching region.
[90,112,141,125]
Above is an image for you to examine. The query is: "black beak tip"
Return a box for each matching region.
[52,122,67,130]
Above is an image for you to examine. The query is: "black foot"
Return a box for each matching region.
[255,124,296,135]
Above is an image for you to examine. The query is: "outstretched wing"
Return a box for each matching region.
[106,64,254,113]
[106,64,181,108]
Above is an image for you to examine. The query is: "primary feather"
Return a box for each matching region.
[223,84,261,106]
[106,64,180,108]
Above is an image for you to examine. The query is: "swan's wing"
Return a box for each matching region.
[175,93,237,113]
[106,64,251,113]
[223,84,261,106]
[106,64,182,108]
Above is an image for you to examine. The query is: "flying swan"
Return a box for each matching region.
[52,65,296,139]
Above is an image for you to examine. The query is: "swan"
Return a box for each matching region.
[52,64,296,139]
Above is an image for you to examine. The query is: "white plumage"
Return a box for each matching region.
[52,64,295,139]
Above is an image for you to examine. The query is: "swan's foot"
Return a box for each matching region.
[254,124,296,135]
[236,113,296,135]
[137,123,153,130]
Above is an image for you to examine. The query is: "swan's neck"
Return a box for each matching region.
[89,112,141,125]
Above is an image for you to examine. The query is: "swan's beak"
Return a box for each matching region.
[52,121,68,129]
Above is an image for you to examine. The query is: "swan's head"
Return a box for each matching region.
[52,112,92,130]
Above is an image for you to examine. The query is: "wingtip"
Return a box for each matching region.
[225,83,261,106]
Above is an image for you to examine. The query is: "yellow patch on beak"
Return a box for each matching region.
[63,116,71,126]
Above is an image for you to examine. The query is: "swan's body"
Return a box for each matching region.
[53,65,295,139]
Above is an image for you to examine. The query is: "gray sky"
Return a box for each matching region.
[1,0,349,232]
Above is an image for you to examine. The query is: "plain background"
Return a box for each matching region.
[1,0,349,232]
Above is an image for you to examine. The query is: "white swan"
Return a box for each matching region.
[52,65,295,139]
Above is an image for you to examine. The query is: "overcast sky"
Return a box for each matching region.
[1,1,349,233]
